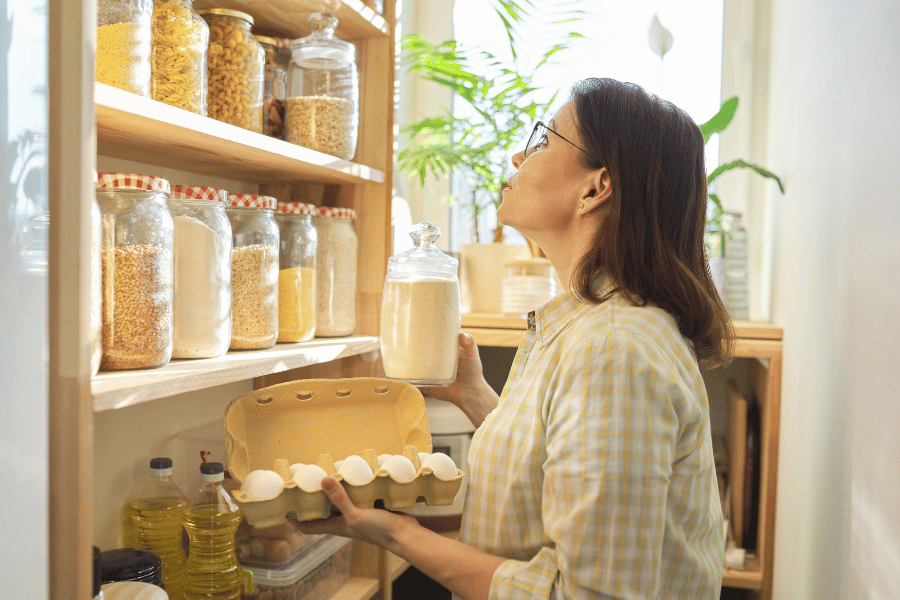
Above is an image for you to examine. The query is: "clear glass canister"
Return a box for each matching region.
[500,257,559,318]
[225,194,279,349]
[96,173,174,370]
[286,13,359,159]
[380,223,460,385]
[257,35,288,139]
[313,207,357,337]
[167,186,233,358]
[97,0,153,96]
[90,196,103,376]
[199,9,264,133]
[274,202,317,343]
[151,0,209,115]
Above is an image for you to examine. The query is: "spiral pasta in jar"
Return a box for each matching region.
[151,0,209,115]
[199,9,264,133]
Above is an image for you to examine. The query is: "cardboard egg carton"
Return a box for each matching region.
[224,378,465,527]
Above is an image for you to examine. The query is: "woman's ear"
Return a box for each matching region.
[579,168,611,215]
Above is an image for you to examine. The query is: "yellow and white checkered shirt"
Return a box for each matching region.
[458,279,724,600]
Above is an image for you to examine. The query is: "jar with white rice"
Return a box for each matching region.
[312,207,357,337]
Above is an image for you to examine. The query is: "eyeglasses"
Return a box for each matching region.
[524,120,601,165]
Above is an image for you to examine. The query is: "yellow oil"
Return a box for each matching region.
[183,504,243,600]
[129,496,188,600]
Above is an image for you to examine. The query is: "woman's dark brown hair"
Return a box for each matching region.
[569,78,733,367]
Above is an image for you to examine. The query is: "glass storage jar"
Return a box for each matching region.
[199,9,264,133]
[90,196,103,376]
[312,207,357,337]
[225,194,279,349]
[286,13,359,160]
[97,0,153,96]
[257,35,288,139]
[150,0,209,115]
[380,223,460,385]
[96,173,174,370]
[274,201,317,343]
[500,257,559,318]
[167,186,233,358]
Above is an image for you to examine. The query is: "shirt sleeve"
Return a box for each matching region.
[489,329,681,600]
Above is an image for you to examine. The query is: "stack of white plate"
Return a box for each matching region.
[501,275,558,317]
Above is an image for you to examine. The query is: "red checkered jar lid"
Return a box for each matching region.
[97,173,171,194]
[275,201,316,215]
[226,194,277,210]
[314,206,357,220]
[170,185,228,203]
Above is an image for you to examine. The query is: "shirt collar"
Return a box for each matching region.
[527,271,614,347]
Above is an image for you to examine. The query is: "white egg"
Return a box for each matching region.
[288,462,305,476]
[382,455,417,483]
[377,453,391,467]
[333,459,344,472]
[418,452,431,464]
[422,452,458,481]
[337,455,375,486]
[292,464,329,493]
[240,469,285,501]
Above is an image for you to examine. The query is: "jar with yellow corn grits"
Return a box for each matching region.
[274,201,317,342]
[167,186,232,358]
[312,207,357,337]
[199,9,264,133]
[97,0,153,96]
[96,173,174,370]
[151,0,208,115]
[256,35,289,139]
[225,194,279,349]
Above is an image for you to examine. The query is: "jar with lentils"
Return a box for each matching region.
[312,207,357,337]
[274,201,317,342]
[97,0,153,96]
[96,173,174,370]
[256,35,289,139]
[225,194,279,349]
[150,0,209,115]
[167,186,233,358]
[199,9,264,132]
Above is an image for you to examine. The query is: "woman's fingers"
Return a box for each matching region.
[320,477,356,519]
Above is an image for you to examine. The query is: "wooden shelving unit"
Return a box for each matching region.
[462,313,783,600]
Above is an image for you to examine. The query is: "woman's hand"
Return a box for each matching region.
[296,477,419,550]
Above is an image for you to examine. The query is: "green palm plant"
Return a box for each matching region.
[398,0,585,243]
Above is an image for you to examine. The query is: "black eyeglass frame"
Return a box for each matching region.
[525,120,602,166]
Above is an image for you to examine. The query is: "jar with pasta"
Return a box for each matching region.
[287,13,359,160]
[199,9,264,133]
[256,35,289,139]
[312,207,357,337]
[97,0,153,96]
[96,173,174,370]
[274,202,317,343]
[225,194,279,349]
[151,0,208,115]
[167,186,233,358]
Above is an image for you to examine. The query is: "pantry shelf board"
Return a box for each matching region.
[91,336,381,412]
[387,552,411,582]
[722,565,763,590]
[193,0,388,39]
[95,83,385,185]
[330,576,381,600]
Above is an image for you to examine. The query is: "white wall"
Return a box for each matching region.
[762,0,900,597]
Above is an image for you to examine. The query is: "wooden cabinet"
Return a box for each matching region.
[48,1,399,598]
[461,315,783,600]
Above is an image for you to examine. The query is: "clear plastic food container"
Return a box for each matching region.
[96,173,174,370]
[274,202,317,343]
[151,0,209,114]
[97,0,153,96]
[311,207,357,337]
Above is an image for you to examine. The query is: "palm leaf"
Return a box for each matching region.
[699,96,738,143]
[708,159,785,193]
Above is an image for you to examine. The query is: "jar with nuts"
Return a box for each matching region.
[225,194,279,350]
[96,173,174,370]
[287,13,359,160]
[151,0,209,115]
[256,35,289,139]
[198,8,264,133]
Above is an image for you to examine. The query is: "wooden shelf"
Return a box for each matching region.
[92,336,380,412]
[331,576,381,600]
[387,551,410,582]
[723,565,763,590]
[95,83,385,185]
[194,0,388,39]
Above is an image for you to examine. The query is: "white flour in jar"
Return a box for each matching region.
[380,279,460,384]
[172,215,231,358]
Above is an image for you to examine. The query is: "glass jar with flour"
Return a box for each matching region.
[380,222,460,386]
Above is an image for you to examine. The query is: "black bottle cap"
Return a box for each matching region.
[92,546,101,597]
[200,462,224,475]
[149,457,173,470]
[99,548,162,585]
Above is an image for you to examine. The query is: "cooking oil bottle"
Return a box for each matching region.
[184,461,243,600]
[129,457,188,600]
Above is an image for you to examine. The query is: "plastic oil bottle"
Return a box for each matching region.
[129,457,188,600]
[184,461,243,600]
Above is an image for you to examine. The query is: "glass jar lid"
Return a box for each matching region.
[314,206,356,220]
[171,185,228,203]
[386,222,458,279]
[97,173,171,195]
[196,8,254,26]
[290,13,355,68]
[275,201,316,215]
[227,193,277,210]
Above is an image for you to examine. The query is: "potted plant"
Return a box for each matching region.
[398,0,585,312]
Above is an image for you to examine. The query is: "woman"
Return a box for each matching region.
[299,78,732,600]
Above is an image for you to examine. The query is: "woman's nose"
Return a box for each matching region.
[511,149,525,169]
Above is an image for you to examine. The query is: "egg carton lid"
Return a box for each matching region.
[242,535,351,586]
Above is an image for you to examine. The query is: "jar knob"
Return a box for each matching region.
[309,12,338,34]
[408,222,440,247]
